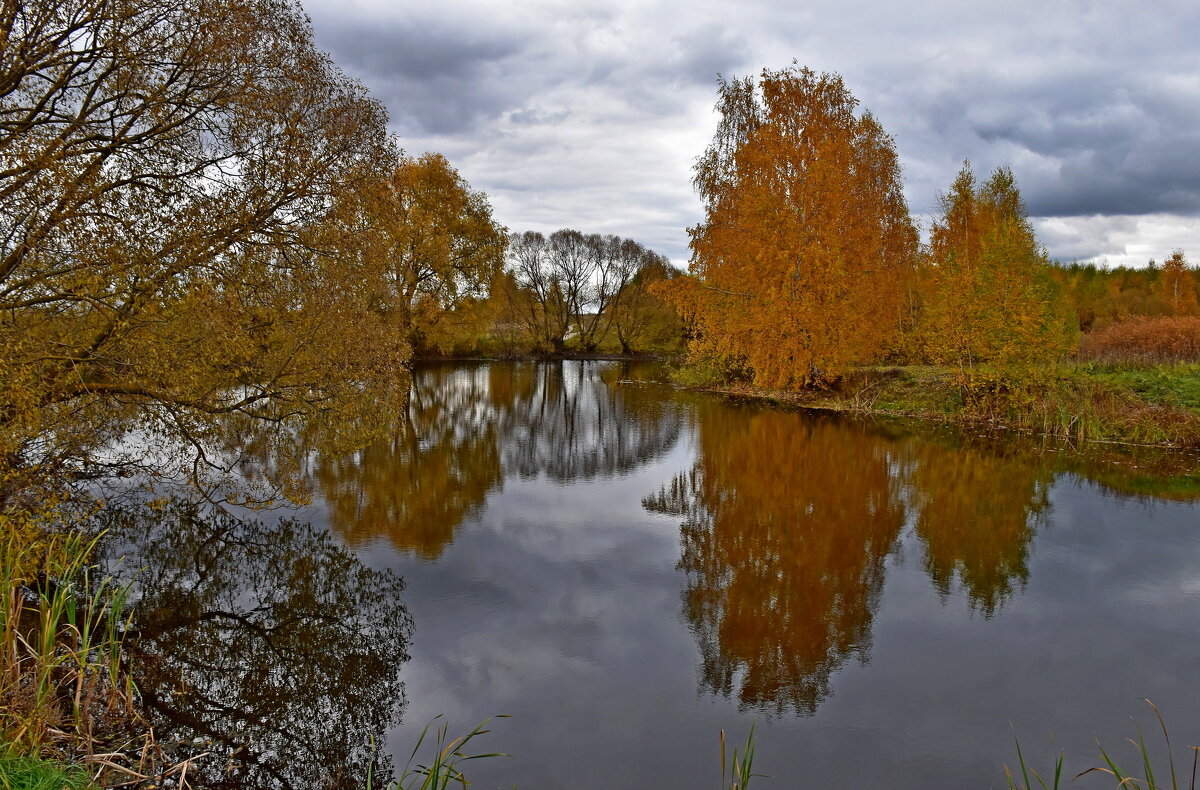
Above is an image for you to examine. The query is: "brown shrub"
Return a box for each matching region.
[1078,316,1200,365]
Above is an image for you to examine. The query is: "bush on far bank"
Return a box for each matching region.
[1079,316,1200,365]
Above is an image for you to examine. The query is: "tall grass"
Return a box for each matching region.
[1006,700,1199,790]
[0,523,138,756]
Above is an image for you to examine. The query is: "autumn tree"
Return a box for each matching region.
[681,66,918,388]
[0,0,408,508]
[611,252,685,353]
[1158,249,1199,316]
[485,269,539,353]
[343,153,507,353]
[920,163,1075,368]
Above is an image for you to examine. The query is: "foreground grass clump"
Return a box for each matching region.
[720,723,764,790]
[0,517,139,765]
[378,716,510,790]
[1007,701,1198,790]
[0,749,95,789]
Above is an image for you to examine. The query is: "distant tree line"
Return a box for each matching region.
[1053,250,1199,331]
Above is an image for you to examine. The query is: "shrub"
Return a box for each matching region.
[1079,316,1200,365]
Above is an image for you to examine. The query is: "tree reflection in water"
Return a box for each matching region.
[647,403,1057,715]
[645,408,906,715]
[100,502,412,790]
[316,361,684,558]
[907,440,1053,616]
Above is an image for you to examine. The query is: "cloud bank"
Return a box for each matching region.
[305,0,1200,266]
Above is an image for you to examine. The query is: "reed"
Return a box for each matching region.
[0,522,138,756]
[721,723,764,790]
[1006,700,1198,790]
[367,715,510,790]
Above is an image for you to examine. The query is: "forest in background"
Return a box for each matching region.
[412,67,1200,374]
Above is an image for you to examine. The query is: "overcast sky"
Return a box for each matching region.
[304,0,1200,268]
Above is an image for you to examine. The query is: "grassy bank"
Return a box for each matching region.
[677,363,1200,448]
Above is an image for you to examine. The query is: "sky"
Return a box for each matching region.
[303,0,1200,268]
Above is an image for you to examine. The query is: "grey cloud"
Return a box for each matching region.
[951,75,1200,217]
[301,0,1200,264]
[508,107,573,125]
[307,10,535,135]
[667,24,752,86]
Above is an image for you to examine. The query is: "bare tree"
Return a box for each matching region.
[507,231,570,350]
[506,228,660,352]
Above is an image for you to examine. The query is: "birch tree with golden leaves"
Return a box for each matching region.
[920,163,1074,368]
[1158,249,1199,316]
[683,66,918,388]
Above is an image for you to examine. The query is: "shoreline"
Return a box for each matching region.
[670,365,1200,452]
[414,356,1200,451]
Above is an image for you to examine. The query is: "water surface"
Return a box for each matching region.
[105,360,1200,789]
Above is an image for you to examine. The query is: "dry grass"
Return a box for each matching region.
[1080,316,1200,365]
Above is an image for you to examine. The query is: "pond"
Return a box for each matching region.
[101,360,1200,789]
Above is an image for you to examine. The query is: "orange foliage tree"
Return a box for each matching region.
[355,153,507,352]
[682,66,918,388]
[1158,249,1199,316]
[919,163,1074,368]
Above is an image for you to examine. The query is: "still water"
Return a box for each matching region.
[102,360,1200,789]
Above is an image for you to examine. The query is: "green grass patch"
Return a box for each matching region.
[1080,363,1200,411]
[0,750,95,790]
[675,362,1200,447]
